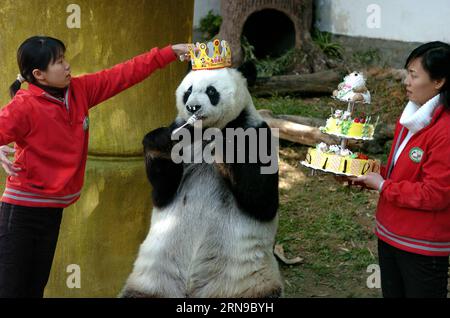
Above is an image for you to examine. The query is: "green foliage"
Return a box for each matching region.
[241,36,300,77]
[198,10,222,40]
[352,49,381,66]
[253,95,332,118]
[255,49,300,77]
[312,29,343,58]
[241,36,257,62]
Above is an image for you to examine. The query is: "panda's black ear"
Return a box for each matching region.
[237,61,257,87]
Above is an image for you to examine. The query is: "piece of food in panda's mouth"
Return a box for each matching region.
[172,114,202,135]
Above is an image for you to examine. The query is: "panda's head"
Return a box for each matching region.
[175,66,256,129]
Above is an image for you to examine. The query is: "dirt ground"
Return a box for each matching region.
[276,143,450,298]
[275,143,382,298]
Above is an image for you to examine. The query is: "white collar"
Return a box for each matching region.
[399,94,441,133]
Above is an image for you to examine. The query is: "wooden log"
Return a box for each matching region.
[277,114,326,127]
[259,110,395,140]
[274,114,395,140]
[250,69,345,97]
[259,109,353,147]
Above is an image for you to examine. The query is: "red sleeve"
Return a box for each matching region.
[380,164,387,178]
[0,98,31,145]
[380,132,450,211]
[77,45,177,109]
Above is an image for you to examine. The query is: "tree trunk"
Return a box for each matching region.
[218,0,318,69]
[250,69,345,96]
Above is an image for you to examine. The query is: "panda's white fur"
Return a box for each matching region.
[175,68,263,129]
[120,67,282,298]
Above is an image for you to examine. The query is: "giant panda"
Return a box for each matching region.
[120,63,282,298]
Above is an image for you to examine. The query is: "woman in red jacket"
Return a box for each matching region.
[353,41,450,298]
[0,36,190,298]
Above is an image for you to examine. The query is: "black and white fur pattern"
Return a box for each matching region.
[120,66,282,298]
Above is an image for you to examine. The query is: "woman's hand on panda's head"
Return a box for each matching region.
[172,44,193,62]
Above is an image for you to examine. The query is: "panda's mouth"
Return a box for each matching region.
[194,114,207,120]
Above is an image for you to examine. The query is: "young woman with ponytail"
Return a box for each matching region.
[0,36,190,297]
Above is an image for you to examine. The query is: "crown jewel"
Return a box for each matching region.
[188,39,232,71]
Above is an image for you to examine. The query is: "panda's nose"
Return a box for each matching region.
[186,104,202,114]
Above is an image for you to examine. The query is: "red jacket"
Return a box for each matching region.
[376,105,450,256]
[0,45,176,208]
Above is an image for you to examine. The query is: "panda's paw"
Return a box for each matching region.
[118,288,162,298]
[143,127,173,158]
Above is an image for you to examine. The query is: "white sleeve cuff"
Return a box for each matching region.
[378,180,385,193]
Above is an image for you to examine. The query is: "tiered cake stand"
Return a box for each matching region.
[300,100,378,177]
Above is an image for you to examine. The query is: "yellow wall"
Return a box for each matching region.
[0,0,193,297]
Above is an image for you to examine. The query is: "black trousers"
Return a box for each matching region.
[378,239,450,298]
[0,202,63,298]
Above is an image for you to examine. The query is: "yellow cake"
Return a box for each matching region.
[304,147,380,176]
[322,117,374,139]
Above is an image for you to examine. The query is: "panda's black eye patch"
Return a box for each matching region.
[206,86,220,106]
[183,85,193,104]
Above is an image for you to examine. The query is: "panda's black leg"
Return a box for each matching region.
[215,123,279,222]
[143,126,183,208]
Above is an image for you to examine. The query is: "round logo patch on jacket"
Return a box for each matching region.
[83,116,90,131]
[409,147,424,163]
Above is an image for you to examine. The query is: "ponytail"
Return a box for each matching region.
[9,74,26,98]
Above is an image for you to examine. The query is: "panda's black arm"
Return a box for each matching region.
[224,163,279,222]
[142,121,185,208]
[145,156,183,208]
[216,122,279,222]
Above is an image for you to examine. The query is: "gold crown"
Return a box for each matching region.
[188,39,232,71]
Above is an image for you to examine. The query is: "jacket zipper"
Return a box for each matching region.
[42,87,72,126]
[64,88,72,125]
